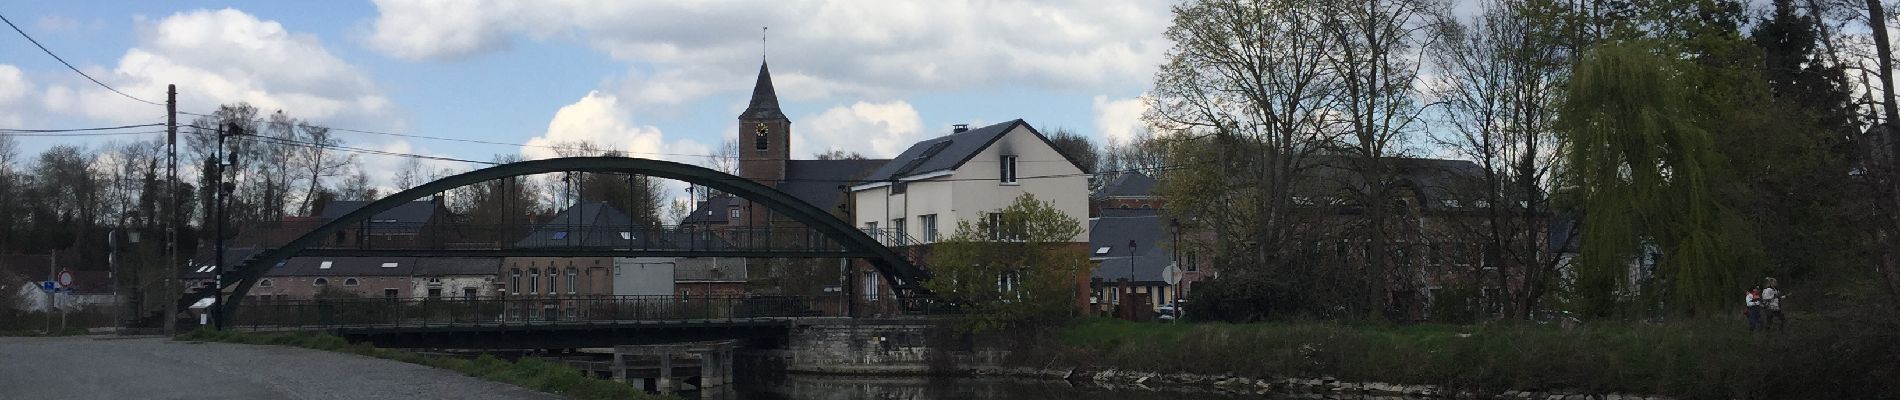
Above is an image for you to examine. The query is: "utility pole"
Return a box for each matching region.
[163,84,178,335]
[212,121,237,330]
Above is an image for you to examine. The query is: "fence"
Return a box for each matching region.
[225,294,850,331]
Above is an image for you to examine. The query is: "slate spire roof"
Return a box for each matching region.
[740,62,787,121]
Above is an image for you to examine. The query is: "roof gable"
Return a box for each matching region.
[859,119,1087,183]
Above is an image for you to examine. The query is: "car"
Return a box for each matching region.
[1155,303,1185,322]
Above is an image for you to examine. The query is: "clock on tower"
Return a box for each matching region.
[755,122,769,150]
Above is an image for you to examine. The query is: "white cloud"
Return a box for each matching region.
[0,65,35,127]
[41,9,397,128]
[366,0,1171,107]
[522,91,712,162]
[799,101,924,158]
[1092,94,1149,145]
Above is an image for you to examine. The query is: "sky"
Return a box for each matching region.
[0,0,1168,191]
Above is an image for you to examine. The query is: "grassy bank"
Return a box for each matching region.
[175,329,673,400]
[1036,317,1897,399]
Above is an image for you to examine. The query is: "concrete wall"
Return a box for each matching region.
[409,276,495,299]
[852,124,1091,243]
[770,320,1006,375]
[612,257,675,296]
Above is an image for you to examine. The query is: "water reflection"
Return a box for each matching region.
[721,375,1261,400]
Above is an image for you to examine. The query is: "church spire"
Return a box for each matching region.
[740,61,787,121]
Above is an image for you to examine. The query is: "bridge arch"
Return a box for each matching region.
[221,157,926,319]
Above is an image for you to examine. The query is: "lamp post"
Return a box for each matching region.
[1169,218,1181,306]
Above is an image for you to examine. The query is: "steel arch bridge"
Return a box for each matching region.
[217,157,927,321]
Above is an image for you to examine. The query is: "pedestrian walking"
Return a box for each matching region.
[1762,277,1786,331]
[1744,285,1762,332]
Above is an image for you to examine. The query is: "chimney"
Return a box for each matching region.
[952,124,970,134]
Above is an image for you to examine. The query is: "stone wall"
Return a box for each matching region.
[763,319,1007,375]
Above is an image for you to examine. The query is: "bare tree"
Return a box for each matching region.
[292,124,355,216]
[1426,0,1571,319]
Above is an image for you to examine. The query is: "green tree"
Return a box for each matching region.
[924,194,1086,331]
[1557,41,1759,317]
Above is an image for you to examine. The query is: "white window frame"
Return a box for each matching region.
[566,267,578,294]
[920,214,938,243]
[1000,155,1019,185]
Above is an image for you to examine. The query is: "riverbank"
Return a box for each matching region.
[991,317,1898,399]
[174,330,672,400]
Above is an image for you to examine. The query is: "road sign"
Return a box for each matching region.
[1163,263,1183,286]
[39,281,56,292]
[55,269,74,288]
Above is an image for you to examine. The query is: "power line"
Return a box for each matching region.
[0,129,168,137]
[185,125,495,166]
[0,12,162,107]
[0,123,165,133]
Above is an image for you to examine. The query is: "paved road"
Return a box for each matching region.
[0,336,558,400]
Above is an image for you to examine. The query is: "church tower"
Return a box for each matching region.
[738,61,791,185]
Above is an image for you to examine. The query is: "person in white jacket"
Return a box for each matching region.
[1761,277,1786,331]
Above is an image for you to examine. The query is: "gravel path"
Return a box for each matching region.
[0,336,559,400]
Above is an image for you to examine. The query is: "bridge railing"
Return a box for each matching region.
[226,294,850,331]
[238,222,864,254]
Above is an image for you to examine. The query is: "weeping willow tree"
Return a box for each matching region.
[1558,41,1760,317]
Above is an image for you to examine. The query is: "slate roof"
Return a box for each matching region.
[521,202,722,250]
[1296,156,1489,211]
[860,119,1086,183]
[516,202,636,248]
[1099,171,1159,198]
[739,62,787,121]
[1088,208,1174,283]
[316,200,440,235]
[682,159,886,224]
[778,159,889,210]
[275,257,417,277]
[682,196,738,224]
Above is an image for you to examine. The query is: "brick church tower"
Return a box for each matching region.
[738,61,790,185]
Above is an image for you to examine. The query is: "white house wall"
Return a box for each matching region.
[852,124,1090,243]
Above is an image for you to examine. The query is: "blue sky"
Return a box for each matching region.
[0,1,1166,185]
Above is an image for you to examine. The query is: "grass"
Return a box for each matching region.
[1038,316,1898,400]
[175,329,675,400]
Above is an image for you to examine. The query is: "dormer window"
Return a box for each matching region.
[755,122,769,150]
[1000,155,1019,184]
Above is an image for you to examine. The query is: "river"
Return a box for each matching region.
[694,374,1270,400]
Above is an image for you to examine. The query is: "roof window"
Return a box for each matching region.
[319,261,333,269]
[381,262,399,268]
[552,231,569,240]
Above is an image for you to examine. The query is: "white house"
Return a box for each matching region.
[848,119,1091,245]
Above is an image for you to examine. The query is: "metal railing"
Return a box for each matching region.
[225,294,850,331]
[239,223,866,255]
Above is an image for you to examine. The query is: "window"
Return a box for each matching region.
[463,287,477,298]
[333,231,345,243]
[754,122,769,150]
[920,214,938,243]
[1000,155,1019,184]
[312,278,327,286]
[727,205,741,220]
[510,269,521,293]
[549,267,560,294]
[427,288,442,299]
[551,231,568,240]
[528,269,540,295]
[985,213,1019,241]
[890,182,906,195]
[344,278,359,286]
[259,279,274,288]
[567,267,578,294]
[892,218,906,241]
[1186,251,1199,272]
[319,261,333,270]
[1095,247,1111,256]
[380,262,398,269]
[384,288,399,302]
